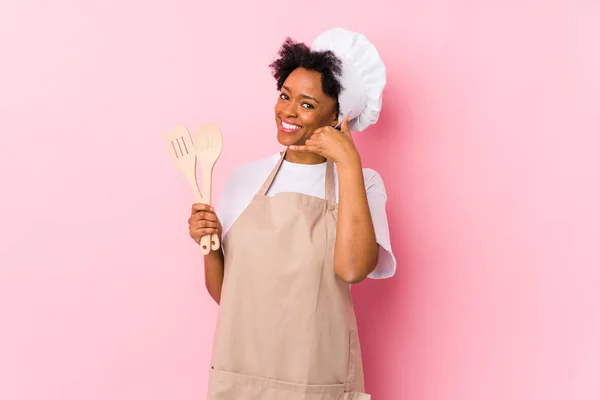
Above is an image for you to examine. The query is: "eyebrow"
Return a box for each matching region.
[282,86,320,104]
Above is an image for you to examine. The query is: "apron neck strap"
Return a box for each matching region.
[258,149,287,196]
[325,158,335,203]
[258,148,336,204]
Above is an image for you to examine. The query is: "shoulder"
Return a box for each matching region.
[361,168,387,198]
[225,153,279,186]
[218,153,280,225]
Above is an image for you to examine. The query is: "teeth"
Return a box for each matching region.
[282,121,301,130]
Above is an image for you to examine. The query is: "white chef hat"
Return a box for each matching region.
[311,28,387,132]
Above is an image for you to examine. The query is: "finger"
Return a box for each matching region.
[192,220,218,229]
[289,144,317,152]
[313,126,329,135]
[191,220,219,229]
[314,126,334,136]
[191,227,219,239]
[340,116,352,132]
[190,225,218,235]
[192,203,214,213]
[189,214,216,226]
[190,211,217,222]
[304,138,319,147]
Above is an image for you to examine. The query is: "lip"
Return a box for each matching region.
[279,119,303,133]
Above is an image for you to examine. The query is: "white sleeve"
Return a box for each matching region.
[364,170,397,279]
[216,169,240,238]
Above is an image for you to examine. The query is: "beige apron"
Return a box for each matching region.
[207,150,370,400]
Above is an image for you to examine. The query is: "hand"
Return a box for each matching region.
[289,116,360,166]
[188,203,222,247]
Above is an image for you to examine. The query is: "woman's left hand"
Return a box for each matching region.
[289,117,360,166]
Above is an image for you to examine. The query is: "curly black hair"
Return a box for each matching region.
[269,38,343,111]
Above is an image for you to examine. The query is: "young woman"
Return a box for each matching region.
[188,28,395,400]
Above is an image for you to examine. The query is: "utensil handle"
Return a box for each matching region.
[188,176,203,203]
[189,171,210,253]
[200,234,211,255]
[201,163,213,206]
[199,163,218,252]
[211,233,221,251]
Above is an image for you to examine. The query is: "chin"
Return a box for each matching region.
[276,130,303,147]
[277,136,296,148]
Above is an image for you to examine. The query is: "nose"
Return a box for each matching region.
[280,100,298,119]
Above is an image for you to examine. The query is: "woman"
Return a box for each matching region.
[188,28,395,400]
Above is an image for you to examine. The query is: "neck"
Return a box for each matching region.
[283,149,326,165]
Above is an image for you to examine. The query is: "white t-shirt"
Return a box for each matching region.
[217,153,396,279]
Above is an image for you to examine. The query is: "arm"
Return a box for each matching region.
[289,116,380,284]
[189,203,225,304]
[334,155,379,283]
[204,248,225,304]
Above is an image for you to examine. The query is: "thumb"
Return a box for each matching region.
[340,115,352,133]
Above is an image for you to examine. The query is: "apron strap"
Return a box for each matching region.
[258,147,336,204]
[325,158,336,204]
[257,148,287,196]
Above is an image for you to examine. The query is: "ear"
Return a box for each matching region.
[330,112,339,128]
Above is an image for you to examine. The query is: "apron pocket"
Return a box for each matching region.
[208,367,346,400]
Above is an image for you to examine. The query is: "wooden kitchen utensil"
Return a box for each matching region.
[163,125,203,203]
[194,123,223,253]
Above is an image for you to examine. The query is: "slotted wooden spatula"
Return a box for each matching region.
[194,123,224,253]
[164,125,203,203]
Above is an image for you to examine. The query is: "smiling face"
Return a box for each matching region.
[274,67,339,147]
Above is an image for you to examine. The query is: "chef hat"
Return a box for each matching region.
[311,28,386,132]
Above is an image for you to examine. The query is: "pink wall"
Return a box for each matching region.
[1,1,599,399]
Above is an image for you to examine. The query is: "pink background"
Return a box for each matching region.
[1,1,599,399]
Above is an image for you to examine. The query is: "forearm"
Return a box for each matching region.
[204,249,225,304]
[334,155,379,283]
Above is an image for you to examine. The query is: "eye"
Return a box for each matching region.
[302,102,315,109]
[279,93,289,100]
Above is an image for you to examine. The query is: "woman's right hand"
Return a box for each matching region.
[188,203,222,248]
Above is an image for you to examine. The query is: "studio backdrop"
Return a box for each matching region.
[1,1,599,399]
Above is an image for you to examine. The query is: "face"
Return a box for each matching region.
[274,67,338,147]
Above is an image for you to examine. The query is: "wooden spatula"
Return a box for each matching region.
[194,123,224,253]
[164,125,203,203]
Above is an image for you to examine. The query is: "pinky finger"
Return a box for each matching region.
[193,228,218,238]
[289,145,314,152]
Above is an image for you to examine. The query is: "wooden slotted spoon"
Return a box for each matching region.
[164,125,203,203]
[194,123,224,253]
